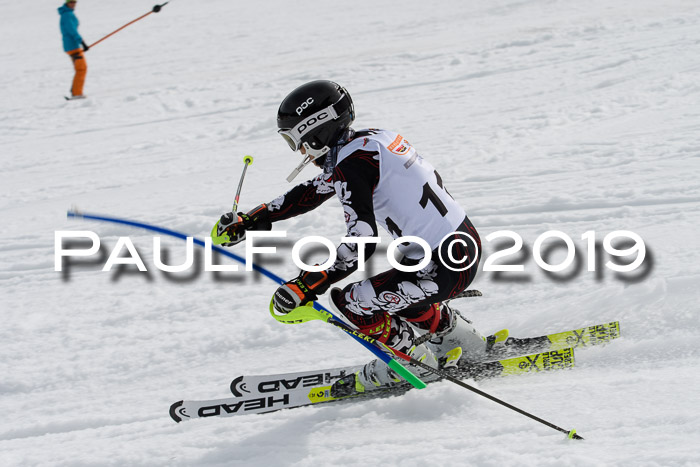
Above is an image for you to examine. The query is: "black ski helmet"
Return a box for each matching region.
[277,80,354,181]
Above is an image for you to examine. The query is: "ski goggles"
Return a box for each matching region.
[277,92,353,152]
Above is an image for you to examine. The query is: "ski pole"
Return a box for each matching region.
[89,2,169,49]
[66,211,579,437]
[274,301,583,440]
[399,346,583,439]
[232,156,254,213]
[209,155,255,244]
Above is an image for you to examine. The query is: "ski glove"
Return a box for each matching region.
[212,203,271,246]
[81,40,90,52]
[273,270,330,314]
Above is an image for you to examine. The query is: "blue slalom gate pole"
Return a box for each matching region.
[66,210,419,385]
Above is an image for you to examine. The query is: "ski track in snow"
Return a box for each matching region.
[1,0,700,465]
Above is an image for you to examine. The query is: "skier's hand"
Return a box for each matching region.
[211,203,271,246]
[213,212,245,246]
[81,40,90,52]
[273,271,330,313]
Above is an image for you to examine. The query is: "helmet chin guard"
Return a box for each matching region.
[286,144,330,182]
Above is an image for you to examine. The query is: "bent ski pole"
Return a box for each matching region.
[89,3,169,49]
[270,300,426,389]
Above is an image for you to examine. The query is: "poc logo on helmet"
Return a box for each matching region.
[296,97,314,116]
[297,112,329,134]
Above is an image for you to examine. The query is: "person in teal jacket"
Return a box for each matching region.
[59,1,89,99]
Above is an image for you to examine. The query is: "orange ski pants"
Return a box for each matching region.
[67,48,87,96]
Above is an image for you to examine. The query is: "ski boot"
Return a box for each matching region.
[425,302,489,363]
[330,343,463,398]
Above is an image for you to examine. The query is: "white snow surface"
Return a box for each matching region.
[2,0,700,465]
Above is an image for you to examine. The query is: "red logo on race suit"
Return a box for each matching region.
[380,292,401,304]
[387,134,412,155]
[393,143,410,155]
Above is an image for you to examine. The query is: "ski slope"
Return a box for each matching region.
[2,0,700,465]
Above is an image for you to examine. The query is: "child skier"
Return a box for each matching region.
[213,80,487,395]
